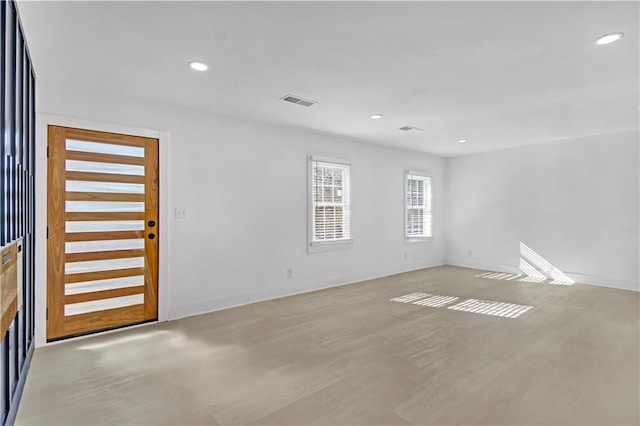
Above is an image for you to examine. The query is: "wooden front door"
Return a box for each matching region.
[47,126,159,341]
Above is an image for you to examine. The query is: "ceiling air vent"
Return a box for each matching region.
[399,125,424,132]
[281,94,317,107]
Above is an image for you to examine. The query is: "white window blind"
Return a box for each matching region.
[310,159,351,244]
[406,172,432,239]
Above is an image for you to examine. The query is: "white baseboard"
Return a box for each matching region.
[445,258,639,292]
[168,258,446,320]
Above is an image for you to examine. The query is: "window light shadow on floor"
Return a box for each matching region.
[447,299,533,318]
[390,292,430,303]
[475,272,523,280]
[389,293,533,319]
[520,242,574,285]
[412,294,459,307]
[473,242,574,285]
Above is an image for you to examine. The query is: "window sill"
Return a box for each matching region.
[405,237,433,244]
[308,239,354,253]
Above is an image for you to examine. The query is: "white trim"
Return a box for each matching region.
[309,155,351,166]
[309,238,354,253]
[404,170,433,242]
[35,113,170,347]
[406,236,433,243]
[169,260,446,320]
[406,170,431,178]
[445,260,640,292]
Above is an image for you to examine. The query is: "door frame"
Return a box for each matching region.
[36,114,170,347]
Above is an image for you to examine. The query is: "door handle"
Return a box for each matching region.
[148,233,156,240]
[148,220,156,227]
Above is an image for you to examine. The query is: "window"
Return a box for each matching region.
[406,172,432,240]
[309,157,351,249]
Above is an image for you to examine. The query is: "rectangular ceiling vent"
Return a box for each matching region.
[281,94,317,107]
[399,125,424,132]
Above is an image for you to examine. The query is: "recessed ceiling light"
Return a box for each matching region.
[370,114,383,119]
[595,32,624,46]
[189,61,208,71]
[458,139,468,144]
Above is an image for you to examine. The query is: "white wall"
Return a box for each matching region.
[35,80,446,346]
[445,130,640,290]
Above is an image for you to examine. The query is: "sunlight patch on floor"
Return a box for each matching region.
[390,292,532,319]
[474,242,574,286]
[390,292,431,303]
[412,294,459,307]
[447,298,533,318]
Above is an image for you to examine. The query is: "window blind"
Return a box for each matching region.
[311,160,351,243]
[406,173,432,238]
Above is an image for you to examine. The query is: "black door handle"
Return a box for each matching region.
[148,220,156,227]
[148,233,156,240]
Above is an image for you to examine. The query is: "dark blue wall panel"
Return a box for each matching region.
[0,1,36,424]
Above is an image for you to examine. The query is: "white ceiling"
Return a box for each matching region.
[17,1,639,156]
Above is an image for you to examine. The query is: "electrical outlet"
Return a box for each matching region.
[286,269,293,279]
[175,207,187,219]
[404,252,408,260]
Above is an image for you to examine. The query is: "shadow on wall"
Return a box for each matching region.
[475,242,574,285]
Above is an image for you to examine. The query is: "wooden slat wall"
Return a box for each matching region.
[63,305,145,337]
[65,212,145,221]
[64,286,145,305]
[47,126,159,341]
[65,171,145,184]
[64,267,146,284]
[65,150,145,166]
[143,134,159,320]
[0,245,18,341]
[46,127,65,342]
[65,231,144,242]
[65,249,145,263]
[66,192,145,202]
[0,1,37,424]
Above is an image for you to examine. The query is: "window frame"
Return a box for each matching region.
[405,170,433,242]
[308,155,353,253]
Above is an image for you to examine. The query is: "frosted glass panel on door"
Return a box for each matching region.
[66,239,145,254]
[66,181,145,194]
[66,139,145,157]
[66,201,145,212]
[65,294,144,316]
[65,275,145,295]
[66,220,145,233]
[66,257,145,274]
[66,160,145,176]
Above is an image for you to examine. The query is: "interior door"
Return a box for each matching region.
[47,125,159,341]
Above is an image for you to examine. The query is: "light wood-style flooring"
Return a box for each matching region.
[16,266,640,425]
